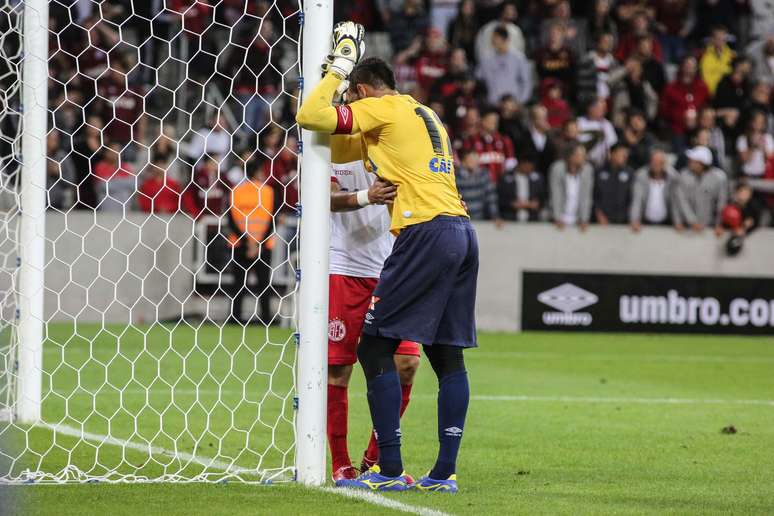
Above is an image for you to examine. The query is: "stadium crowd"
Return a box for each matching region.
[39,0,774,239]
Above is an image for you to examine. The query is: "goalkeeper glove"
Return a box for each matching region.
[328,21,365,79]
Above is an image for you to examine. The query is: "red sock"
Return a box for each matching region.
[327,384,351,472]
[365,383,413,464]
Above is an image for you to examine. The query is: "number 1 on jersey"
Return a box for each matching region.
[414,106,454,174]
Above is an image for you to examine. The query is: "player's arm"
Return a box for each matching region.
[296,22,365,134]
[296,74,363,134]
[330,178,396,212]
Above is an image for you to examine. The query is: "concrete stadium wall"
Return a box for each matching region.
[43,212,197,324]
[474,223,774,332]
[33,213,774,331]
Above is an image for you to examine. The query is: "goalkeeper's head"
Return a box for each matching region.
[347,57,397,102]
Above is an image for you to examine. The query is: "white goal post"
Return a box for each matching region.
[0,0,332,484]
[296,0,333,486]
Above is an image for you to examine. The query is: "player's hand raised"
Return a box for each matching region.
[328,21,365,79]
[368,178,397,205]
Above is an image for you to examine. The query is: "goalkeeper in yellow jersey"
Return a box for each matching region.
[297,22,478,493]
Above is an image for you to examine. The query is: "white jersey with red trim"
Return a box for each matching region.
[330,158,394,278]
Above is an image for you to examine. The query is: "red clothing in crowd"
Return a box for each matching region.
[138,175,198,216]
[93,160,134,180]
[189,165,232,218]
[615,34,663,63]
[97,77,144,143]
[170,0,215,36]
[658,77,710,135]
[461,131,516,181]
[765,156,774,210]
[415,51,449,93]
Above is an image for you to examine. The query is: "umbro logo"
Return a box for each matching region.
[537,283,597,327]
[538,283,598,313]
[444,426,463,437]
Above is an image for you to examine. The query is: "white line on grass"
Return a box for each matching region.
[37,422,255,475]
[36,422,453,516]
[320,487,452,516]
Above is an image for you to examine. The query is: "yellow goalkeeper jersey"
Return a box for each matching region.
[347,94,468,233]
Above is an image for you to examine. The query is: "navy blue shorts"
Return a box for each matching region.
[362,215,478,348]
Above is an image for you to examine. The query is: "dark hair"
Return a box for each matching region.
[349,57,396,91]
[481,107,500,118]
[735,179,751,192]
[493,25,509,41]
[611,142,629,153]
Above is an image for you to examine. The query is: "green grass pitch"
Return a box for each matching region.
[3,324,774,515]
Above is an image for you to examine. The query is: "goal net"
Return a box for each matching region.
[0,0,316,483]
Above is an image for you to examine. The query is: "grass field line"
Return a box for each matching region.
[43,388,774,407]
[36,422,453,516]
[319,487,452,516]
[37,422,256,476]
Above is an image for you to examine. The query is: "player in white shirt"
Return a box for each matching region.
[326,134,421,485]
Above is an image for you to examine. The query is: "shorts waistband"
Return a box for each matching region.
[404,215,471,232]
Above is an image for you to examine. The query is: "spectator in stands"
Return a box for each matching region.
[228,157,275,325]
[190,156,231,218]
[620,109,656,169]
[736,110,774,179]
[462,109,517,181]
[615,9,662,63]
[746,36,774,85]
[388,0,428,54]
[750,0,774,42]
[655,0,693,63]
[96,59,146,156]
[535,21,576,93]
[700,25,737,95]
[723,181,764,235]
[455,149,502,224]
[46,131,76,211]
[431,0,463,36]
[498,94,527,144]
[138,156,198,217]
[633,35,666,94]
[747,82,772,124]
[610,57,659,127]
[517,104,558,176]
[539,78,572,130]
[589,31,622,103]
[187,113,232,165]
[477,25,533,106]
[695,0,745,43]
[673,145,728,234]
[577,97,618,168]
[659,55,710,150]
[629,148,678,231]
[698,106,731,172]
[414,28,450,102]
[475,1,525,63]
[588,0,617,41]
[498,155,545,222]
[447,0,478,60]
[92,143,136,212]
[550,143,595,231]
[554,117,581,162]
[227,19,285,135]
[594,143,633,224]
[714,56,752,124]
[542,0,588,55]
